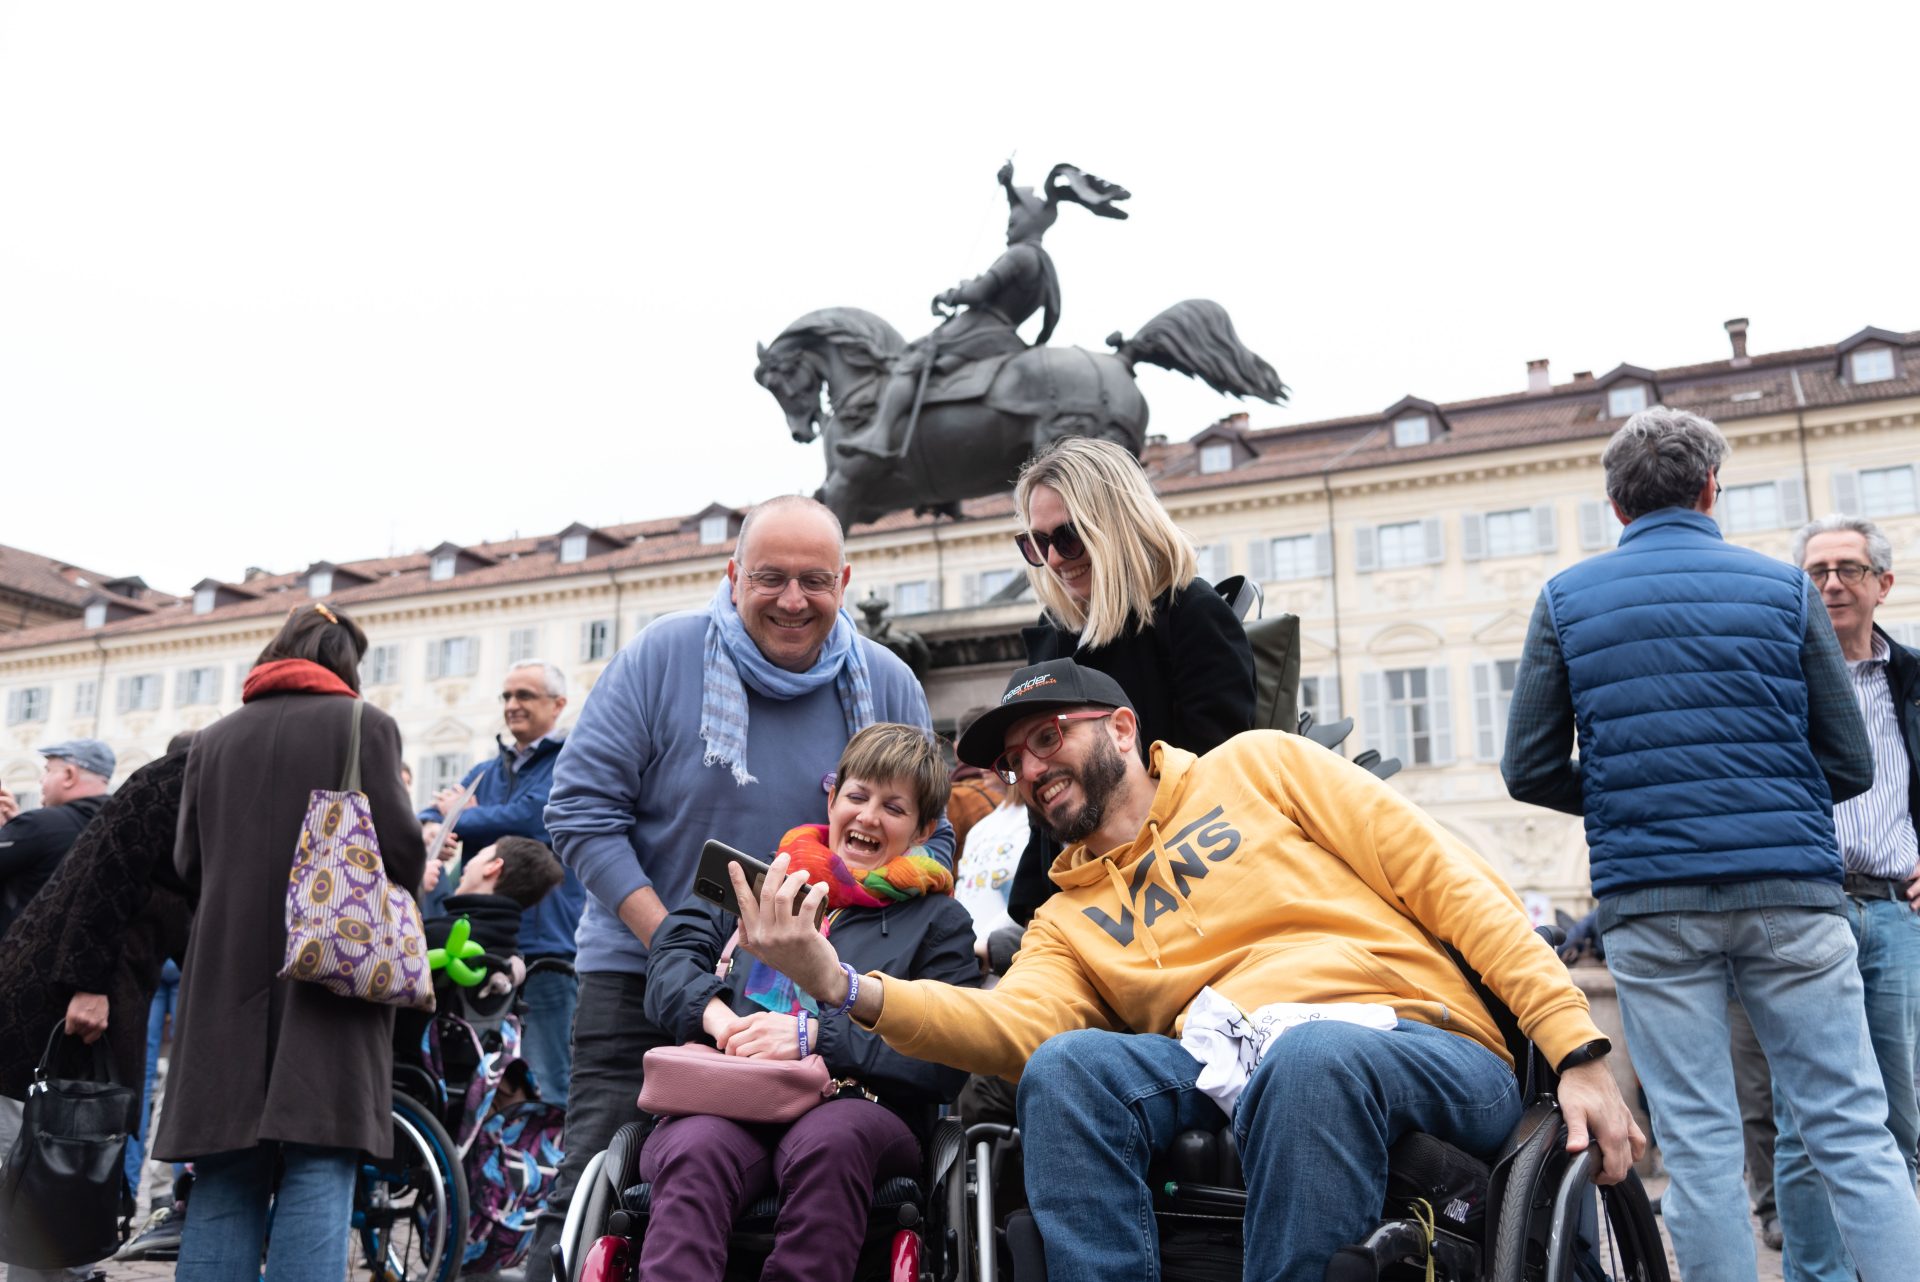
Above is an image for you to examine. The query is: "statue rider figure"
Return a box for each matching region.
[839,161,1129,461]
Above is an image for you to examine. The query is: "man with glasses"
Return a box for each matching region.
[1767,514,1920,1282]
[1502,406,1920,1282]
[418,659,587,1106]
[730,656,1640,1282]
[524,494,949,1281]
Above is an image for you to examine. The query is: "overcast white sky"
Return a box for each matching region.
[4,3,1916,595]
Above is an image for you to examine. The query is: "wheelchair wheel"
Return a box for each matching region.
[1593,1174,1668,1282]
[355,1090,470,1282]
[1488,1110,1562,1282]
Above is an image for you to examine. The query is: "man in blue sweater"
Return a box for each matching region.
[419,659,586,1106]
[524,495,951,1282]
[1503,407,1920,1282]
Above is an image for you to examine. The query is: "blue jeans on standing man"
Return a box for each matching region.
[1605,905,1920,1282]
[1015,1020,1523,1282]
[518,960,578,1108]
[173,1141,358,1282]
[125,959,182,1191]
[1770,894,1920,1281]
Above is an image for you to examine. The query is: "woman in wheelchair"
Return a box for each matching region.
[635,724,981,1281]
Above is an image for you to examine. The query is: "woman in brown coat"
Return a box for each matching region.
[154,604,425,1282]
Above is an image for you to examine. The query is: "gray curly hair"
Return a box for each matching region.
[1791,514,1893,575]
[1600,407,1728,521]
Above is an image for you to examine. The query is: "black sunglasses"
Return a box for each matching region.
[1014,521,1085,568]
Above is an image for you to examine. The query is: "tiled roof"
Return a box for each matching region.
[4,326,1915,656]
[0,544,138,612]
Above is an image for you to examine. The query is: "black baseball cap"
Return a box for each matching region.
[955,659,1134,768]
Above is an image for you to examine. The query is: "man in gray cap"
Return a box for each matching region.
[0,739,115,937]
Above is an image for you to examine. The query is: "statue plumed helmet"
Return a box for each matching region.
[1003,162,1131,243]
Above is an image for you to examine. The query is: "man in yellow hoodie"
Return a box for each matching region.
[731,659,1642,1282]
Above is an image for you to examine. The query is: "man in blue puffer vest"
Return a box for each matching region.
[1503,406,1920,1282]
[421,658,587,1107]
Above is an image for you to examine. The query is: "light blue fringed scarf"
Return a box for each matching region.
[699,577,876,786]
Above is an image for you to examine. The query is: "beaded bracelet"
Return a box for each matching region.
[796,1009,810,1058]
[829,962,861,1017]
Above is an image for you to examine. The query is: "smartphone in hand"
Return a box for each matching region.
[693,840,825,928]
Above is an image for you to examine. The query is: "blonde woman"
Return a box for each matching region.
[1005,436,1256,920]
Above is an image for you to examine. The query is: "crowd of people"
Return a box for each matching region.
[0,423,1917,1282]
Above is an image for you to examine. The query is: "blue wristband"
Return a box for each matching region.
[796,1009,810,1058]
[830,963,860,1017]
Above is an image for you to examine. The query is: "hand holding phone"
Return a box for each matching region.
[694,840,825,929]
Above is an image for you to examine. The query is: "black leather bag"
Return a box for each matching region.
[0,1024,135,1269]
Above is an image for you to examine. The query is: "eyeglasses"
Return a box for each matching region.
[1014,522,1086,568]
[1806,563,1874,586]
[992,710,1114,785]
[499,689,550,704]
[742,570,841,597]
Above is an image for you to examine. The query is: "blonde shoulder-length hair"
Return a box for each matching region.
[1014,438,1199,650]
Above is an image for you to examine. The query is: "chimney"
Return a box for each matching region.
[243,566,271,582]
[1724,317,1750,366]
[1526,358,1551,394]
[1572,371,1595,385]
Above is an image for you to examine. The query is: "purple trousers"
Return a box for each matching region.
[635,1098,921,1282]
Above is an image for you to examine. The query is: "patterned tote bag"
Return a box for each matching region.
[277,698,435,1010]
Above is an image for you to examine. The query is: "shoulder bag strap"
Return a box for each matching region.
[340,698,365,794]
[716,925,743,979]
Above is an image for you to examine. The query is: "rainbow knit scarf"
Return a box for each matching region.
[774,824,954,907]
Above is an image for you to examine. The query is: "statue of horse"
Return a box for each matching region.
[753,299,1287,529]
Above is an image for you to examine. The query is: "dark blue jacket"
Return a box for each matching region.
[1877,624,1920,839]
[1539,508,1846,896]
[420,734,586,959]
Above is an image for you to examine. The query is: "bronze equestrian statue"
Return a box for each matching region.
[754,161,1288,530]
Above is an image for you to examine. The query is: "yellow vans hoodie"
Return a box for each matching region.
[868,731,1602,1079]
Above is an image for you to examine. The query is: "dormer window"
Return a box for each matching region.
[309,569,333,597]
[1607,384,1648,419]
[430,553,456,582]
[1199,442,1234,474]
[1851,346,1895,384]
[194,586,217,615]
[699,515,729,546]
[84,602,106,629]
[560,533,589,564]
[1392,414,1431,448]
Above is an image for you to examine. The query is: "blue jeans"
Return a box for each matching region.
[125,959,182,1190]
[1605,906,1920,1282]
[1015,1021,1522,1282]
[519,963,578,1109]
[1771,895,1920,1282]
[174,1142,357,1282]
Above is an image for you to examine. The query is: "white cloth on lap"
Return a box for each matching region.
[1179,986,1397,1116]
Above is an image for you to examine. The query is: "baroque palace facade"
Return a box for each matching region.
[5,319,1919,913]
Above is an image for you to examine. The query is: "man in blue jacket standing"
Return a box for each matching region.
[420,658,585,1106]
[523,494,951,1282]
[1503,406,1920,1282]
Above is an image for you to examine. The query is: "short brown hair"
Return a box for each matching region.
[835,723,950,830]
[489,836,565,908]
[254,604,370,692]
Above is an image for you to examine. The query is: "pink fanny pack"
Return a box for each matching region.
[637,1043,835,1124]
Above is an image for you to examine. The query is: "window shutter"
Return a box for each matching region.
[1461,514,1487,562]
[466,638,481,677]
[962,574,981,607]
[579,622,593,662]
[1472,662,1495,762]
[1321,672,1342,721]
[1421,517,1445,565]
[174,671,189,702]
[1831,469,1860,514]
[1779,475,1808,527]
[1577,501,1606,550]
[1247,539,1271,582]
[1428,665,1455,765]
[1354,526,1378,573]
[930,579,944,611]
[1531,505,1558,554]
[426,642,443,680]
[1204,544,1232,583]
[1312,531,1333,577]
[1360,671,1386,758]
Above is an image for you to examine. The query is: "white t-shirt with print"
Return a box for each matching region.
[955,800,1028,947]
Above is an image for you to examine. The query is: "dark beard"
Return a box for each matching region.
[1038,732,1128,845]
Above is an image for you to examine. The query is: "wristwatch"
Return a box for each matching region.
[1555,1038,1612,1072]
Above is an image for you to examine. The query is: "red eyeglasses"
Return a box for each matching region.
[991,710,1114,785]
[1014,521,1085,568]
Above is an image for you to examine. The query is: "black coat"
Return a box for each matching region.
[154,692,425,1161]
[0,754,191,1107]
[1876,624,1920,838]
[643,894,981,1138]
[0,794,107,938]
[1010,578,1257,921]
